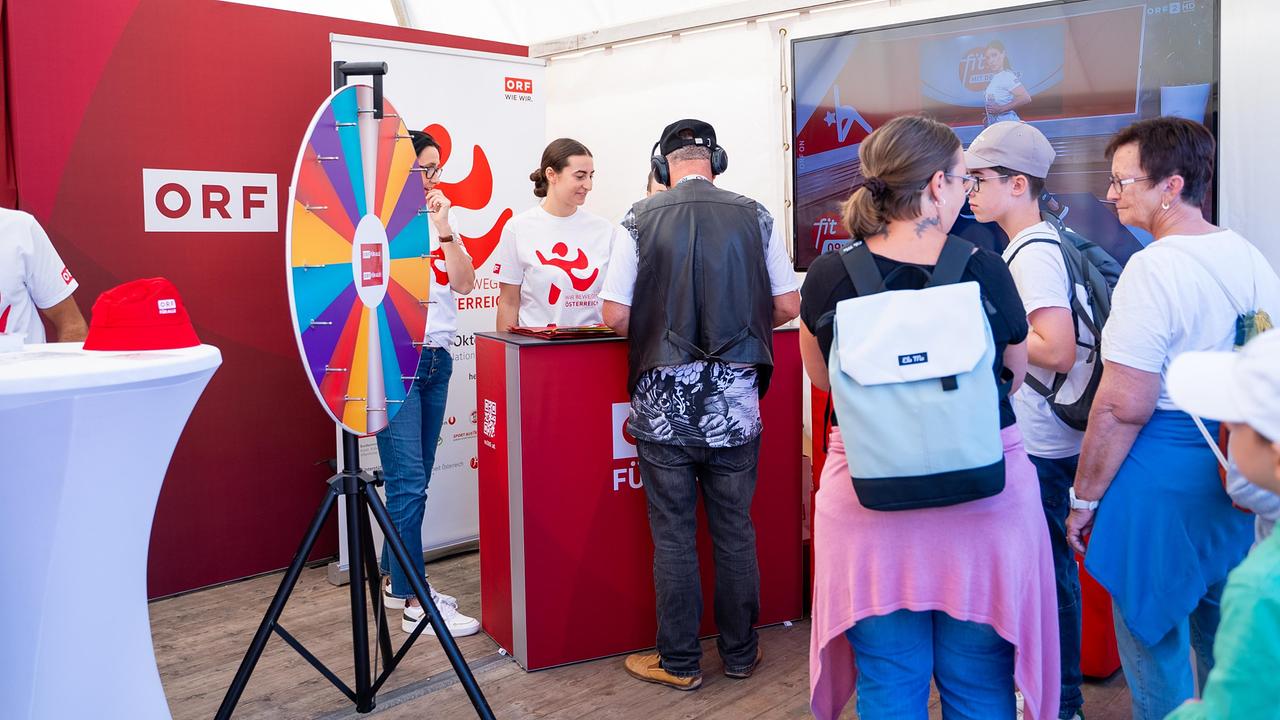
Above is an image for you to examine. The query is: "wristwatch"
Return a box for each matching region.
[1069,487,1100,511]
[438,234,454,244]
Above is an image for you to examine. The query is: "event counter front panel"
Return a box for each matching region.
[476,330,803,670]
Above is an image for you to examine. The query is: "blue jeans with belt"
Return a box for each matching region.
[1028,454,1085,719]
[377,346,452,599]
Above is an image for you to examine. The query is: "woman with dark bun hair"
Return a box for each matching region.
[492,137,624,330]
[802,115,1060,720]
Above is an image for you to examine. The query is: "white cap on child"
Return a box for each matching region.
[1168,329,1280,441]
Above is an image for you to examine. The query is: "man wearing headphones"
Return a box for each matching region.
[601,119,800,690]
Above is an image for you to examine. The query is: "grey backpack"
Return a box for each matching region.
[1005,211,1121,431]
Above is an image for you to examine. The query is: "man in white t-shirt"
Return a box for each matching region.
[965,121,1085,720]
[0,207,87,344]
[600,119,799,692]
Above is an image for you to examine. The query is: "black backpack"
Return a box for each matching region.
[1005,208,1121,431]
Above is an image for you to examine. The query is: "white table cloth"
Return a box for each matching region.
[0,343,221,720]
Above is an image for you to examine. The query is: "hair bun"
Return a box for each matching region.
[862,176,890,202]
[529,168,543,183]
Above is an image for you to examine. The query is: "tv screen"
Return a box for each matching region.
[790,0,1218,270]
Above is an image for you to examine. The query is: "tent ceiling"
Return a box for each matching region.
[220,0,750,47]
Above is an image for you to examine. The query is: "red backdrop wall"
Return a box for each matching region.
[4,0,525,597]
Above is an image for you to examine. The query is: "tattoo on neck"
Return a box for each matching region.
[914,216,941,238]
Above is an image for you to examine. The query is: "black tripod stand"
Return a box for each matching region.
[215,432,496,718]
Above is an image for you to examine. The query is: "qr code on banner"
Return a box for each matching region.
[483,399,497,439]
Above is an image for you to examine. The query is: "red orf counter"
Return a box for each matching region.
[476,329,804,670]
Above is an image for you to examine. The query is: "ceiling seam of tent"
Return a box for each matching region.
[529,0,890,58]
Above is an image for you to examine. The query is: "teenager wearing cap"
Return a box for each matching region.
[1165,330,1280,719]
[492,138,626,331]
[377,129,480,638]
[1065,117,1280,719]
[966,121,1085,720]
[600,118,800,691]
[0,208,87,343]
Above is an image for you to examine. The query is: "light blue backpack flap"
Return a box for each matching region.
[825,236,1006,511]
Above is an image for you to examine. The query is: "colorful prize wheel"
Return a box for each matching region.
[285,84,431,435]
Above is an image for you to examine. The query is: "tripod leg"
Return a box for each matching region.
[347,483,376,713]
[359,492,395,666]
[364,483,497,720]
[215,484,339,720]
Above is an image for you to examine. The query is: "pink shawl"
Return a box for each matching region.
[809,425,1060,719]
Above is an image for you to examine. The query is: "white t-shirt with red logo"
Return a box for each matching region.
[0,208,78,343]
[424,212,471,348]
[490,204,622,327]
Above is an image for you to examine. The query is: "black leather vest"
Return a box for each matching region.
[627,178,775,396]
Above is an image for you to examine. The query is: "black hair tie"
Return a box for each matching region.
[863,176,889,202]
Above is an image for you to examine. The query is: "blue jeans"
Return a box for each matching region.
[635,437,761,677]
[1111,577,1224,720]
[1028,454,1085,719]
[844,609,1016,720]
[377,347,452,599]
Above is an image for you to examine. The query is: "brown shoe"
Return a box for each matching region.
[624,653,702,691]
[723,646,764,679]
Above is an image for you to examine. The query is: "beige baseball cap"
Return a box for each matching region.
[1168,329,1280,442]
[964,121,1056,178]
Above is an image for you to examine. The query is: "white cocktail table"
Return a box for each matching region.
[0,343,221,719]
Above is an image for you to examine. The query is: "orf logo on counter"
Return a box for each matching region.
[612,402,637,460]
[143,168,277,232]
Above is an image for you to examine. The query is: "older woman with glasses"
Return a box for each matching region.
[1065,117,1280,719]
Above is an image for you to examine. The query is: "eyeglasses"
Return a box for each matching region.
[420,164,443,181]
[967,173,1009,195]
[1108,175,1152,194]
[943,172,978,196]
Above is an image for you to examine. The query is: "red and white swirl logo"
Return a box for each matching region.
[611,402,637,459]
[422,123,513,273]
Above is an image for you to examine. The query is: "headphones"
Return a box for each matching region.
[650,136,729,187]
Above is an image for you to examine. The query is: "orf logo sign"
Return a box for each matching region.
[143,168,278,232]
[504,77,533,94]
[611,402,637,459]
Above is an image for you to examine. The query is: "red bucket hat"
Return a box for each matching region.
[83,277,201,351]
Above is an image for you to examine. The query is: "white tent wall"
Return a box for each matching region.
[543,0,1279,457]
[543,0,1279,273]
[1220,0,1279,271]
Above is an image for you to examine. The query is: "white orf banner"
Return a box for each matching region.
[330,34,545,576]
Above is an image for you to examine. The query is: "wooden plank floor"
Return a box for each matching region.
[152,552,1133,719]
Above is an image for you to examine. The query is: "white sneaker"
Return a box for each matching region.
[1015,690,1025,720]
[402,587,480,636]
[382,577,405,610]
[383,577,456,611]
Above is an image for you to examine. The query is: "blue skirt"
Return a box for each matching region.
[1083,409,1252,646]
